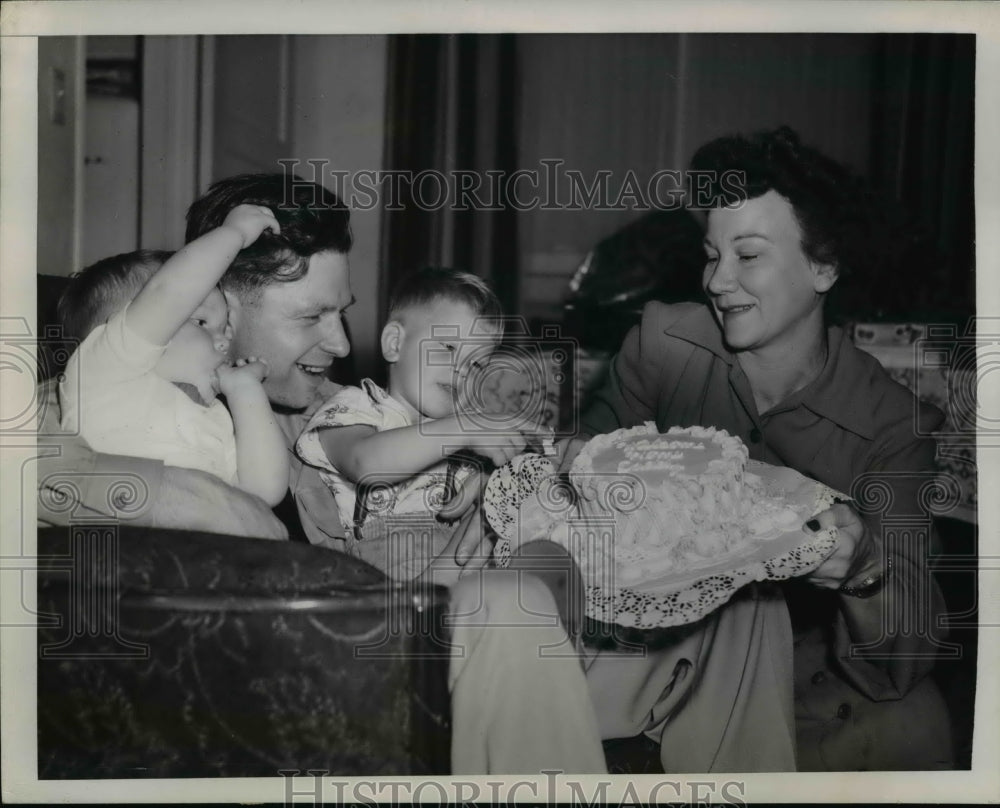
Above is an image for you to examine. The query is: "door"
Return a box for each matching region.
[211,35,292,180]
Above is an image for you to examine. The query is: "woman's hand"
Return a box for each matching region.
[803,502,881,590]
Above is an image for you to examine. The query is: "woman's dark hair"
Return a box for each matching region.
[689,126,933,322]
[184,173,353,301]
[692,127,945,322]
[691,126,875,281]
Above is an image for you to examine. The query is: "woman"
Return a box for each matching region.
[564,127,952,771]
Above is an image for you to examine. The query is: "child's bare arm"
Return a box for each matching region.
[126,205,279,346]
[320,421,452,485]
[218,358,289,507]
[319,416,538,485]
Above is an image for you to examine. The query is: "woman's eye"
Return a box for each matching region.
[705,255,719,266]
[191,318,207,327]
[738,254,758,263]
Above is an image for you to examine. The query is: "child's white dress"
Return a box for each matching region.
[60,305,239,485]
[295,378,477,580]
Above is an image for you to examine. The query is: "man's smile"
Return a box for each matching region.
[296,362,330,376]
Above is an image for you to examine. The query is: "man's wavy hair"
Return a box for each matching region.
[184,173,353,302]
[691,126,889,319]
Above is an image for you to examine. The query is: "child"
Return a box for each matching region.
[58,205,288,507]
[295,267,540,580]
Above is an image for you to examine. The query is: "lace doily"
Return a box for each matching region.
[484,454,842,629]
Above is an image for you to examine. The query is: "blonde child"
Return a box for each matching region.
[295,267,542,579]
[58,205,288,508]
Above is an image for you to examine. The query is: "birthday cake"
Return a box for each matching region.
[514,423,803,586]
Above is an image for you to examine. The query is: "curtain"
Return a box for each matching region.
[867,34,975,321]
[380,34,975,325]
[380,35,519,318]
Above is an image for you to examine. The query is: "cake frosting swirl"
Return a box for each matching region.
[514,422,801,586]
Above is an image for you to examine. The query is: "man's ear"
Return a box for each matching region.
[222,288,242,336]
[381,320,404,363]
[812,261,840,294]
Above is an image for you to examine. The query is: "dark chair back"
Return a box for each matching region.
[37,526,452,778]
[37,274,77,381]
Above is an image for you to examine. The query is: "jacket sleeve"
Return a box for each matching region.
[832,392,950,701]
[580,302,680,437]
[38,379,166,525]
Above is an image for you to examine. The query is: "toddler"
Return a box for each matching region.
[296,267,541,579]
[58,205,288,507]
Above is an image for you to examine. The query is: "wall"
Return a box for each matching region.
[37,37,84,277]
[82,34,140,266]
[516,33,876,322]
[141,37,202,251]
[38,35,199,275]
[209,35,388,379]
[679,34,873,172]
[291,35,388,380]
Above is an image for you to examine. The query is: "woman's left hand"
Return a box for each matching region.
[803,502,880,590]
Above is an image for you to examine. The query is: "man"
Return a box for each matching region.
[37,172,607,775]
[183,173,357,551]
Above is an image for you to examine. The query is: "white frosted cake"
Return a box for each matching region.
[514,423,801,586]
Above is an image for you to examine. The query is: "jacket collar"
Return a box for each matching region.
[665,304,876,439]
[792,327,877,440]
[665,304,734,361]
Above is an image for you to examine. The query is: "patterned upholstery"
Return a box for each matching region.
[37,526,452,778]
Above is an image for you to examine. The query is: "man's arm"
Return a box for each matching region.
[38,380,287,539]
[153,466,288,539]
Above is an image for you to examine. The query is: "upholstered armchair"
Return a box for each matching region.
[34,275,451,778]
[37,525,452,778]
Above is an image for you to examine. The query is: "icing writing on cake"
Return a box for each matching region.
[534,422,796,586]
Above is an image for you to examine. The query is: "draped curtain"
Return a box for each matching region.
[380,35,519,319]
[866,34,975,321]
[381,34,975,326]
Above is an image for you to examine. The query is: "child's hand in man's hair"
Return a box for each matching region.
[221,204,280,249]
